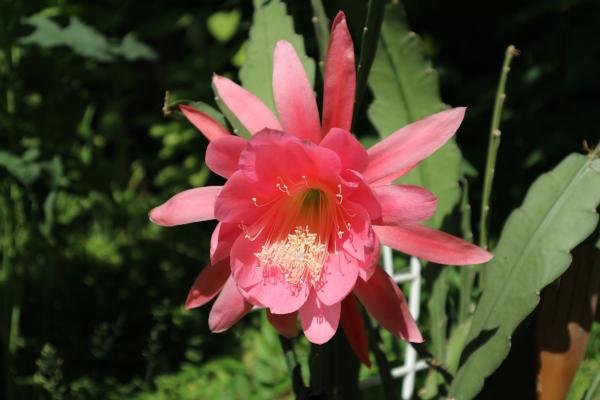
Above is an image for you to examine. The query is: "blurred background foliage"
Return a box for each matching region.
[0,0,599,398]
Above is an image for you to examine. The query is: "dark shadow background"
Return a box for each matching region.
[0,0,598,398]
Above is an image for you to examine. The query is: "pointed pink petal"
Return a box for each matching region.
[354,267,423,342]
[363,108,466,185]
[213,74,282,134]
[229,232,310,313]
[267,310,298,338]
[208,276,253,333]
[373,223,493,265]
[299,290,341,345]
[372,184,437,224]
[149,186,221,227]
[341,295,371,366]
[179,104,230,141]
[322,12,355,135]
[316,250,359,306]
[185,259,231,310]
[272,41,321,143]
[205,135,247,178]
[320,128,368,172]
[210,222,241,264]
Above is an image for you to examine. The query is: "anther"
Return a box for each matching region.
[336,184,343,204]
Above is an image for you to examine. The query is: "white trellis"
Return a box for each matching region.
[359,247,425,399]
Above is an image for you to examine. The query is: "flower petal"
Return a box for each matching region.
[208,276,253,333]
[322,12,355,135]
[340,295,371,366]
[210,222,241,264]
[320,128,368,172]
[273,41,321,143]
[179,104,230,141]
[238,130,342,189]
[299,289,341,345]
[185,259,231,310]
[372,184,437,224]
[149,186,221,227]
[267,310,298,338]
[363,108,466,185]
[213,74,282,134]
[316,250,359,306]
[205,135,247,178]
[214,171,277,224]
[373,223,493,265]
[354,267,423,342]
[358,228,380,281]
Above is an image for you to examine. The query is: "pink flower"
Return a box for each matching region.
[149,12,492,363]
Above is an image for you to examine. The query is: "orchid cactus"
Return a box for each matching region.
[149,12,492,365]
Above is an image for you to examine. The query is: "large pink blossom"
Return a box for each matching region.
[149,12,492,364]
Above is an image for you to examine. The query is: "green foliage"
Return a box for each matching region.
[450,153,600,399]
[367,2,462,229]
[239,0,315,113]
[207,10,242,43]
[21,14,157,62]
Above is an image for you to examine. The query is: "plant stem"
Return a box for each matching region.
[309,0,329,77]
[410,343,453,385]
[278,336,308,399]
[458,178,476,323]
[352,0,385,129]
[479,45,519,250]
[362,310,397,400]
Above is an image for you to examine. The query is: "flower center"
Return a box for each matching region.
[253,188,334,286]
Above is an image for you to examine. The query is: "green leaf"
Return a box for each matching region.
[207,10,241,43]
[450,153,600,399]
[21,14,156,62]
[239,0,315,113]
[118,33,157,61]
[367,3,462,229]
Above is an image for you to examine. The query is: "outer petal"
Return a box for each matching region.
[179,104,230,141]
[299,290,341,345]
[273,41,321,143]
[320,128,368,172]
[363,108,466,185]
[208,276,253,333]
[372,184,437,224]
[373,223,493,265]
[213,74,282,134]
[210,222,240,264]
[185,259,231,310]
[267,310,298,338]
[316,250,359,306]
[354,267,423,342]
[149,186,221,227]
[341,295,371,366]
[229,232,310,314]
[322,12,355,135]
[205,135,247,178]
